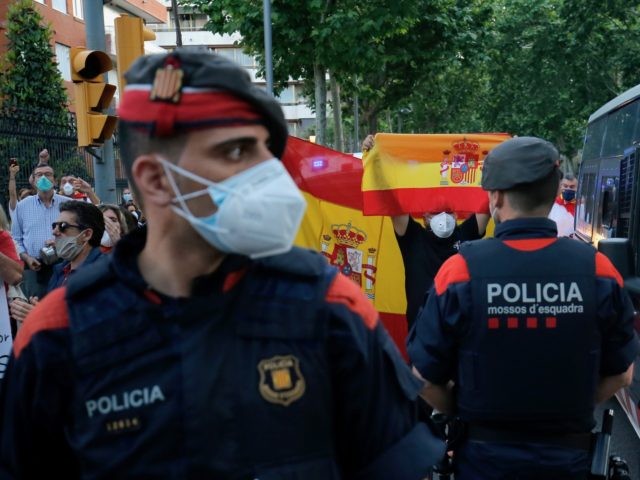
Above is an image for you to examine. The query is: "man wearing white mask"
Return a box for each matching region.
[0,49,445,479]
[393,202,490,329]
[59,174,101,204]
[361,135,490,328]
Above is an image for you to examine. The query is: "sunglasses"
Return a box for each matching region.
[52,222,85,233]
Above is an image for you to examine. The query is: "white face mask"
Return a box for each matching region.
[100,230,113,247]
[160,157,307,259]
[62,182,74,196]
[429,212,456,238]
[55,232,85,261]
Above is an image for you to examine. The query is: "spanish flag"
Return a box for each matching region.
[283,137,409,357]
[362,133,511,216]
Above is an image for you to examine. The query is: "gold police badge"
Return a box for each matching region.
[258,355,306,406]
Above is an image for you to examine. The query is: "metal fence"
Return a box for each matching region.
[0,105,127,212]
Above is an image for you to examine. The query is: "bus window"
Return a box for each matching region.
[575,171,597,240]
[582,117,606,162]
[599,176,618,238]
[601,100,640,158]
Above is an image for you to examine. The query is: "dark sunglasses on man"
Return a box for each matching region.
[52,222,86,233]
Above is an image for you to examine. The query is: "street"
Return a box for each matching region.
[595,397,640,479]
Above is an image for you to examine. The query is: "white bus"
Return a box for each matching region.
[577,83,640,439]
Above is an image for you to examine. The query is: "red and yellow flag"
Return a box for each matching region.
[282,137,409,357]
[362,133,511,217]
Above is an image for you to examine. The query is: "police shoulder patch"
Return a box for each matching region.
[258,355,305,406]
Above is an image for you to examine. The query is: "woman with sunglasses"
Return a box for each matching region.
[10,201,105,326]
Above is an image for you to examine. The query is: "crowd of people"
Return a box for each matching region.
[0,155,145,335]
[0,48,635,480]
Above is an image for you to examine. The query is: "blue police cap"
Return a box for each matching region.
[481,136,560,190]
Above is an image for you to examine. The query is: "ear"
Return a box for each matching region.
[81,227,93,244]
[131,154,174,207]
[489,190,504,209]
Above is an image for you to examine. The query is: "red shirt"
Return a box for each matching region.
[0,230,20,264]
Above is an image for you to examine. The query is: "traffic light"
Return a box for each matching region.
[114,15,156,92]
[71,47,117,148]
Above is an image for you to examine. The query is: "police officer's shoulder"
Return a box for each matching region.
[433,252,471,295]
[593,249,624,287]
[13,287,69,359]
[254,246,332,279]
[256,247,378,330]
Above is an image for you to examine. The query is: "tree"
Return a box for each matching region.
[0,0,69,122]
[182,0,466,147]
[473,0,640,157]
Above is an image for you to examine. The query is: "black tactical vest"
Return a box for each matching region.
[63,248,342,479]
[457,237,600,428]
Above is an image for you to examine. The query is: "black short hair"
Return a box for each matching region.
[505,168,562,214]
[59,200,105,247]
[118,124,189,206]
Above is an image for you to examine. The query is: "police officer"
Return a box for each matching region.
[0,49,445,479]
[408,136,639,479]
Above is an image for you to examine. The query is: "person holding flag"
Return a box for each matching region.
[362,134,490,328]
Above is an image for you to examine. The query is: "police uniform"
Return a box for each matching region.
[0,49,445,479]
[408,137,639,479]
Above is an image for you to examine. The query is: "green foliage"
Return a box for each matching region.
[0,0,69,123]
[183,0,640,158]
[182,0,467,142]
[475,0,640,156]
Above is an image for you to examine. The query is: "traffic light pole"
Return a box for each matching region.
[82,0,117,205]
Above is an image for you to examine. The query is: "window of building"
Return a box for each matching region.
[214,48,256,68]
[236,51,255,68]
[276,86,295,104]
[52,0,68,14]
[73,0,83,19]
[55,43,71,81]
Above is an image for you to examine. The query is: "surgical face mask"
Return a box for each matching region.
[429,212,456,238]
[36,175,54,192]
[123,193,133,203]
[160,157,307,259]
[55,232,85,261]
[561,189,576,202]
[62,182,74,196]
[100,230,113,247]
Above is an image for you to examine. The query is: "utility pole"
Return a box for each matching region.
[171,0,182,47]
[353,77,360,152]
[82,0,116,204]
[263,0,273,95]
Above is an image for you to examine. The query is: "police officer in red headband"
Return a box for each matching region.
[0,48,445,479]
[408,136,638,479]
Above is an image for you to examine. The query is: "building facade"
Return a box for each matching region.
[0,1,314,136]
[0,0,166,106]
[152,1,315,138]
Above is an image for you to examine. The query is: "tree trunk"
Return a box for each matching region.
[330,72,343,151]
[362,105,379,136]
[314,62,327,145]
